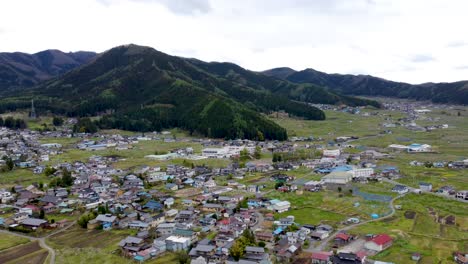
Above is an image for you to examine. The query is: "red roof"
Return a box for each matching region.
[219,219,230,225]
[335,233,350,240]
[23,205,40,211]
[371,234,393,245]
[311,252,332,260]
[356,251,367,259]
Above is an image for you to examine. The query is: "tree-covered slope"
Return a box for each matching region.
[0,44,382,139]
[265,68,468,105]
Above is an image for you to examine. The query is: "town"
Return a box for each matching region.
[0,98,467,264]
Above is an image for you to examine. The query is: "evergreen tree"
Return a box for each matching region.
[52,117,64,126]
[39,209,45,219]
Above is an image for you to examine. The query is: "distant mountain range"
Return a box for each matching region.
[263,67,468,105]
[0,49,96,90]
[3,45,379,140]
[0,44,466,140]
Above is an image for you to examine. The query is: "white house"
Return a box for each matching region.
[419,182,432,192]
[165,236,191,251]
[407,144,432,153]
[202,148,229,159]
[323,149,340,158]
[202,146,254,159]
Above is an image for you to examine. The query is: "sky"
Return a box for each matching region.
[1,0,468,84]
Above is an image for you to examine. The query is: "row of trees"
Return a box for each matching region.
[0,116,27,129]
[272,149,320,162]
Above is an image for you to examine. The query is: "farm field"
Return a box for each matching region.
[47,226,136,264]
[351,193,468,263]
[46,226,179,264]
[0,234,30,251]
[269,190,392,227]
[0,241,46,264]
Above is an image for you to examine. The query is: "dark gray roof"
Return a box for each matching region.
[21,218,47,226]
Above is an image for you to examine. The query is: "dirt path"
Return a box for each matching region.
[0,221,76,264]
[306,193,405,252]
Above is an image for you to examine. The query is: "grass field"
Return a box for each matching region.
[268,189,392,227]
[269,110,386,140]
[0,169,49,188]
[48,226,134,264]
[351,193,468,263]
[0,234,30,251]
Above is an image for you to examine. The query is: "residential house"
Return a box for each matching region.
[364,234,393,252]
[331,252,362,264]
[119,236,145,256]
[20,218,48,230]
[165,236,191,251]
[189,244,216,262]
[419,182,432,192]
[334,233,352,246]
[311,251,333,264]
[243,246,269,263]
[392,185,409,194]
[157,223,176,236]
[454,252,468,264]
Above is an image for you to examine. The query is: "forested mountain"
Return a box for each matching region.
[0,49,96,90]
[264,68,468,105]
[0,45,380,140]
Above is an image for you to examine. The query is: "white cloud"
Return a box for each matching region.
[0,0,467,83]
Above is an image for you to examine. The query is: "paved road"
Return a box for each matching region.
[306,193,405,252]
[0,221,76,264]
[251,211,265,231]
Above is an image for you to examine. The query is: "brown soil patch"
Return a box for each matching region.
[0,241,42,264]
[404,210,416,219]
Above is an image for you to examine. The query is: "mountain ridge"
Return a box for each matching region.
[0,44,382,140]
[263,67,468,105]
[0,49,96,90]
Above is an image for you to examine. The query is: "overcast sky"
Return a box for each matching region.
[1,0,468,84]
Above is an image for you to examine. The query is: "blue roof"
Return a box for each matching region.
[134,256,144,261]
[332,165,353,172]
[316,168,331,173]
[409,143,422,147]
[378,165,398,171]
[269,199,281,204]
[273,227,283,235]
[144,200,162,210]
